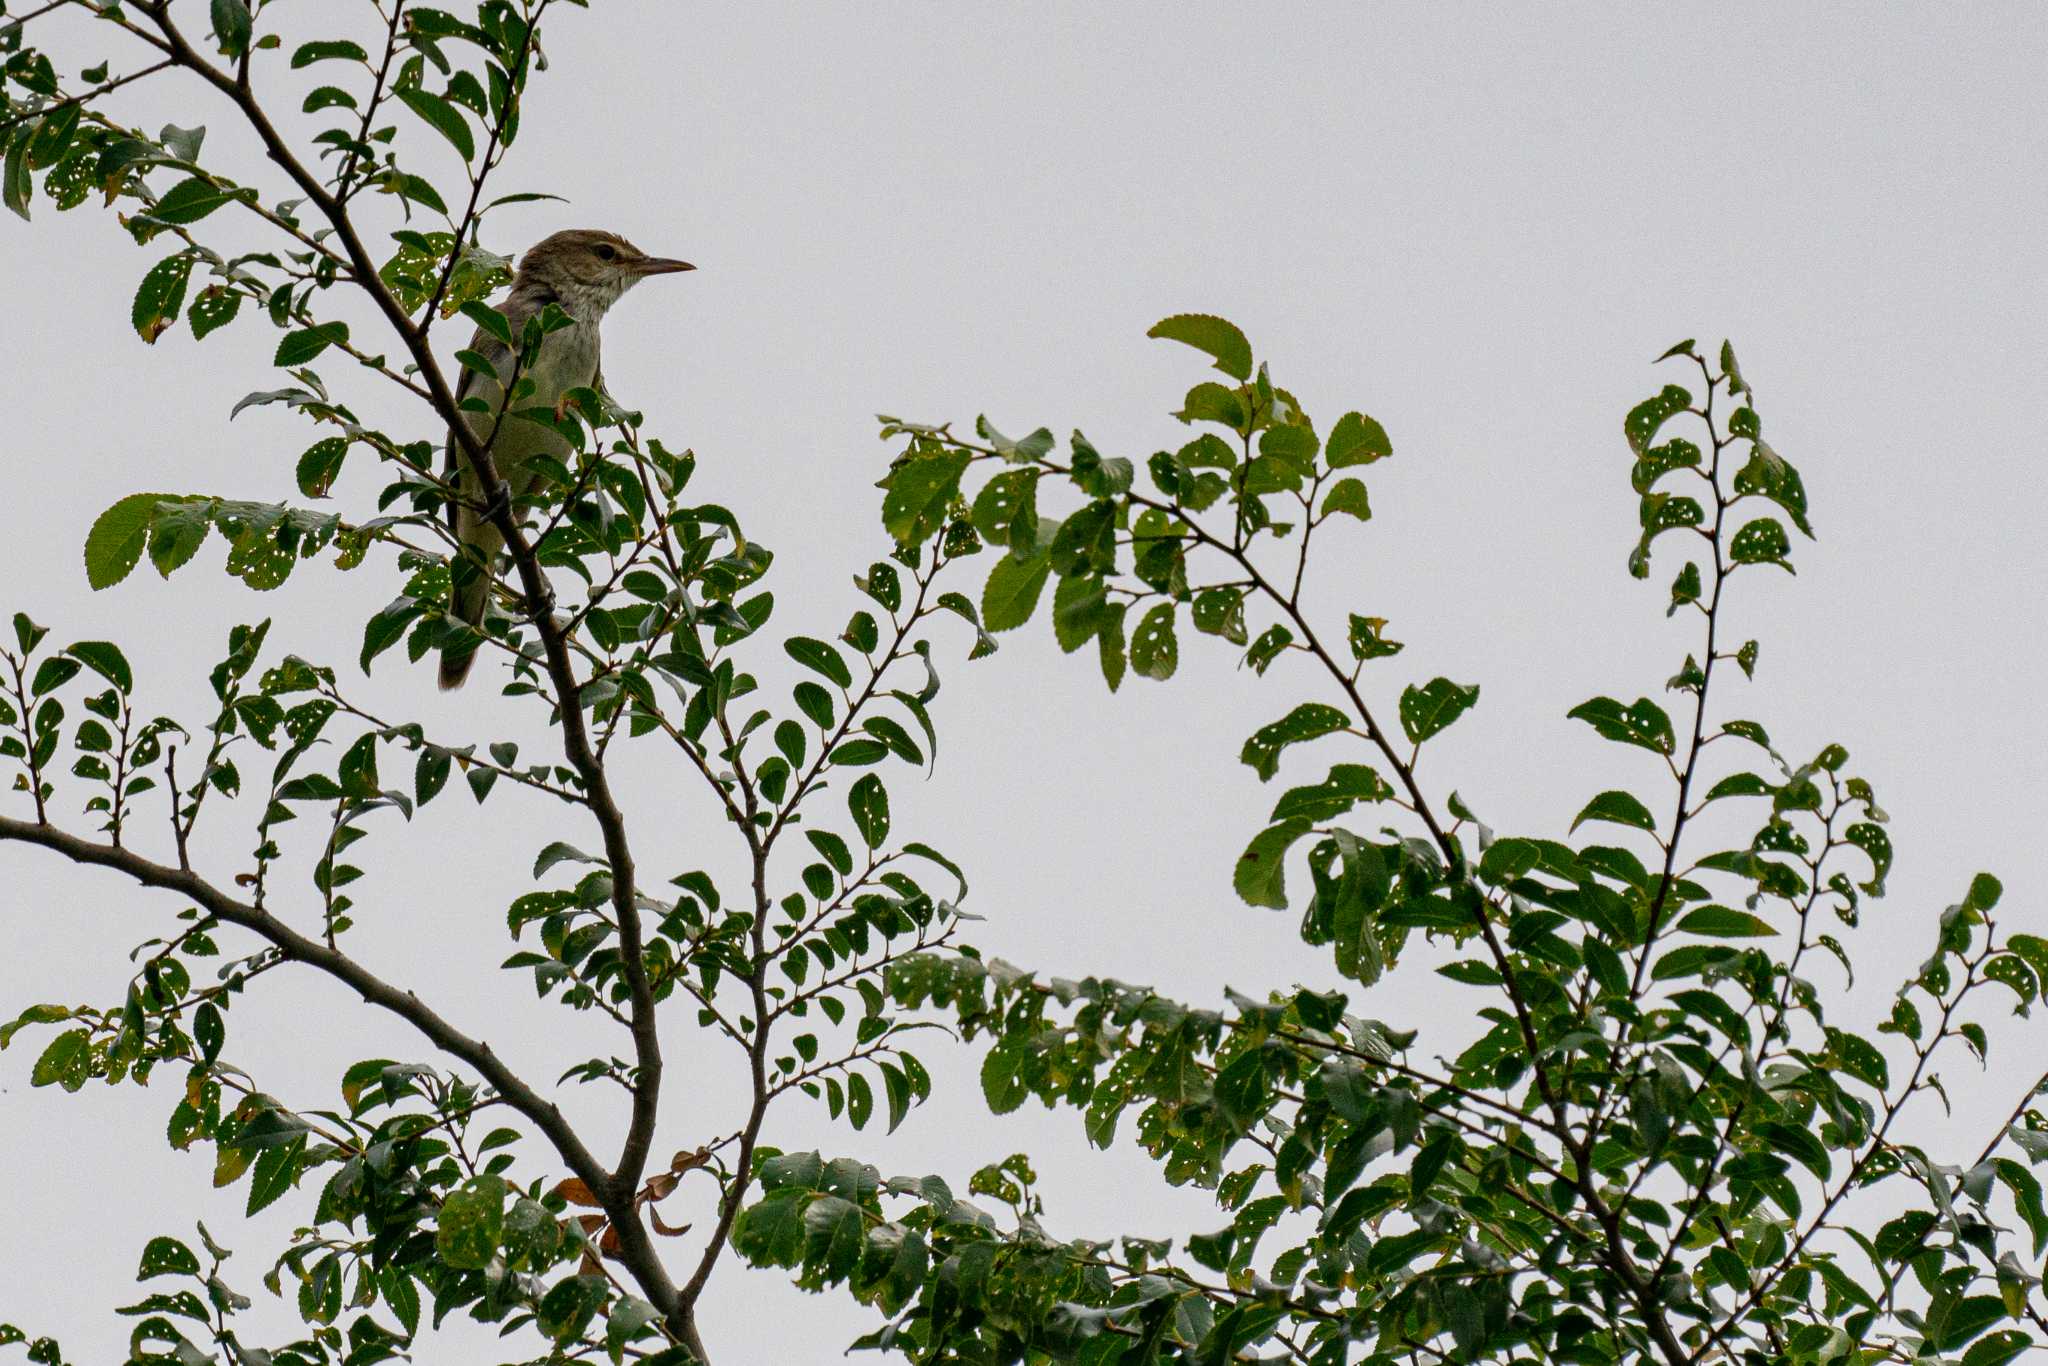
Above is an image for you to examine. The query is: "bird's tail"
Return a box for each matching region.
[437,587,483,689]
[439,505,500,690]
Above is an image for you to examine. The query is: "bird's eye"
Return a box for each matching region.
[595,244,617,261]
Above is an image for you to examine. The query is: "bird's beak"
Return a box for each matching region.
[633,256,696,276]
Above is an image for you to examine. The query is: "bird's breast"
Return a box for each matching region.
[524,322,601,400]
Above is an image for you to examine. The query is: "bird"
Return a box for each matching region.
[438,228,694,690]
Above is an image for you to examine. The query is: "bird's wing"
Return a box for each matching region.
[442,322,511,532]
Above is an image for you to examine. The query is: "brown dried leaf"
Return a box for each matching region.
[553,1176,604,1207]
[650,1208,692,1238]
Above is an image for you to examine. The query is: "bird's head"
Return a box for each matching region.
[512,228,693,321]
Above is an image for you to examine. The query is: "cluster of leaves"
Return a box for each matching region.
[715,318,2048,1365]
[4,2,993,1363]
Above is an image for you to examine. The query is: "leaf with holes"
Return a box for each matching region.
[1241,704,1348,781]
[1625,385,1692,456]
[1568,696,1675,755]
[1572,790,1659,834]
[1129,604,1177,681]
[1325,412,1392,467]
[132,255,194,344]
[848,774,889,848]
[1730,517,1793,571]
[1399,678,1479,746]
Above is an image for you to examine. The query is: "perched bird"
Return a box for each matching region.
[438,228,694,690]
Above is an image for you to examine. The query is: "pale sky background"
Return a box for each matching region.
[2,4,2045,1362]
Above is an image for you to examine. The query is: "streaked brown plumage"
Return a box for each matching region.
[439,229,692,689]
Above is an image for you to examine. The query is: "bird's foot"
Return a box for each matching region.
[482,479,513,521]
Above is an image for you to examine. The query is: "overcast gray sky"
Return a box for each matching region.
[3,4,2045,1361]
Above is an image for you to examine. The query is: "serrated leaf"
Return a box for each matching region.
[84,494,195,591]
[132,255,194,344]
[1571,790,1658,833]
[1325,412,1392,467]
[1236,820,1310,910]
[1568,696,1676,755]
[981,550,1051,633]
[1129,603,1177,681]
[1321,478,1372,521]
[1241,704,1348,782]
[848,773,889,848]
[1399,678,1479,746]
[1146,313,1252,381]
[396,87,475,161]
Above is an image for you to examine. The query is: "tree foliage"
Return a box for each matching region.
[2,4,2044,1366]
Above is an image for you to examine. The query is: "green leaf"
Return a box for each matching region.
[145,177,234,226]
[881,452,969,546]
[1325,412,1392,467]
[1733,443,1814,537]
[848,773,889,848]
[1399,678,1479,746]
[538,1275,607,1344]
[137,1237,201,1280]
[1271,764,1394,821]
[210,0,252,58]
[784,636,853,690]
[30,657,79,695]
[395,87,475,161]
[84,494,193,591]
[1676,906,1776,937]
[1346,615,1403,662]
[296,437,349,498]
[132,255,194,344]
[1129,603,1177,681]
[1827,1028,1889,1090]
[1177,381,1248,432]
[1048,500,1117,577]
[1097,601,1127,693]
[187,285,242,340]
[1625,385,1692,456]
[970,469,1039,553]
[64,641,132,693]
[246,1140,302,1215]
[1568,696,1676,755]
[30,1028,90,1090]
[291,39,369,67]
[337,733,379,799]
[1241,704,1349,782]
[1052,575,1112,653]
[793,681,835,729]
[274,322,349,367]
[534,841,601,878]
[1321,478,1372,521]
[1235,820,1310,909]
[460,301,513,346]
[1146,313,1252,381]
[981,549,1051,633]
[4,124,33,221]
[1571,790,1658,834]
[1729,517,1793,570]
[829,739,888,766]
[1962,1331,2031,1366]
[436,1175,505,1270]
